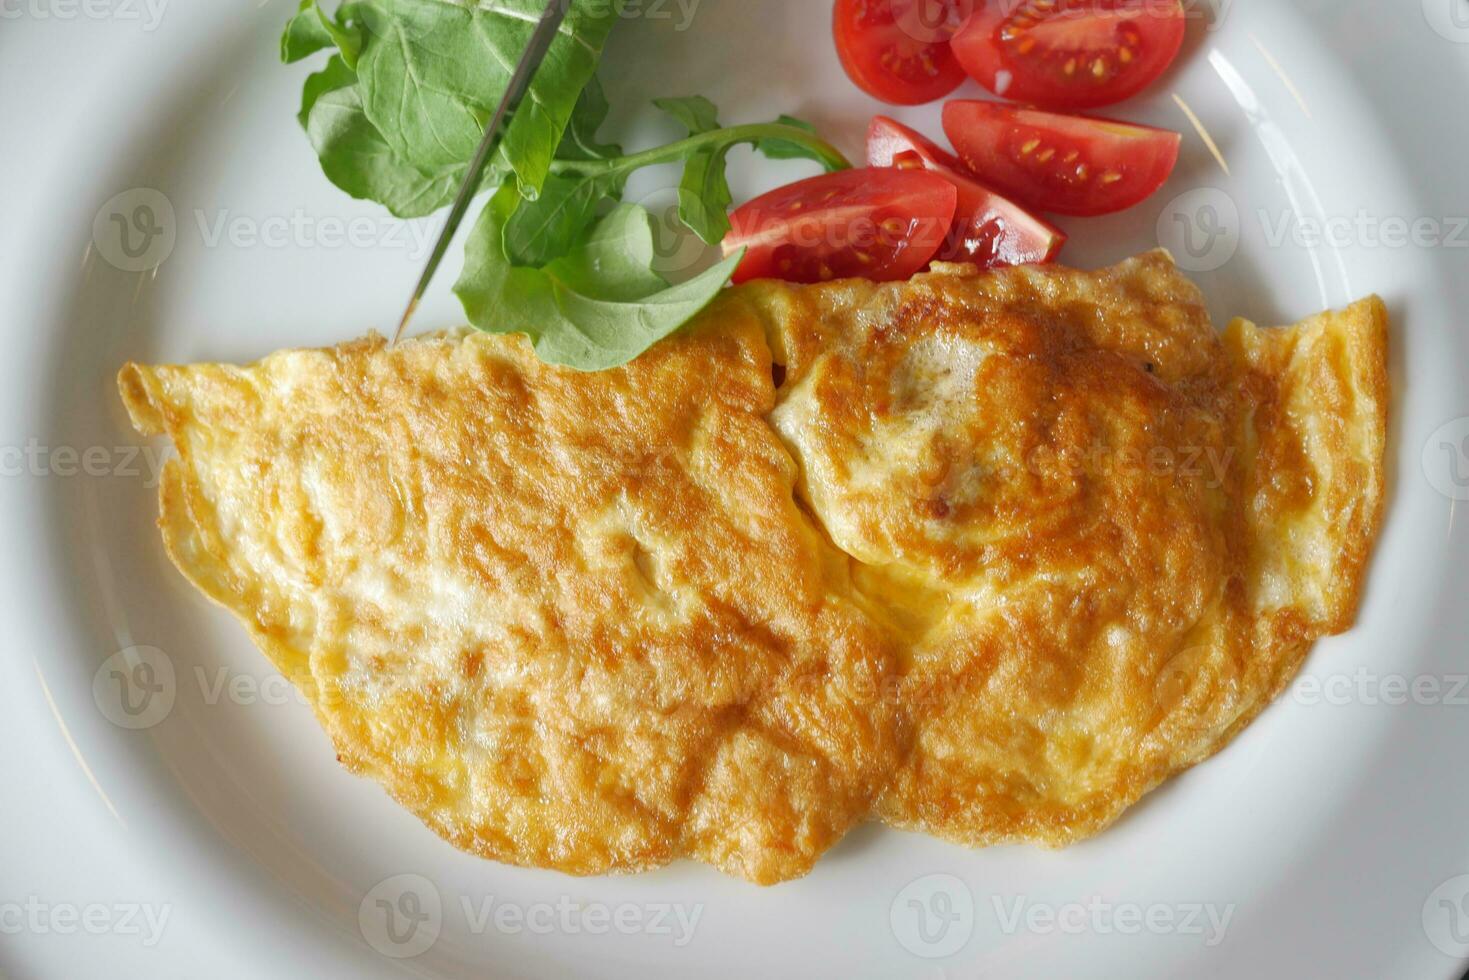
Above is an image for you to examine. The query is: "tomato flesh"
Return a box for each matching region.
[867,115,1066,268]
[943,101,1180,216]
[833,0,973,106]
[950,0,1186,110]
[724,167,958,284]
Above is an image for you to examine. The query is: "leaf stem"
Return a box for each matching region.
[548,123,852,179]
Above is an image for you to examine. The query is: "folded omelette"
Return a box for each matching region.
[118,252,1387,884]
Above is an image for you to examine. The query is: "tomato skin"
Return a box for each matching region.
[867,115,1066,267]
[867,113,959,171]
[833,0,971,106]
[723,167,958,285]
[950,0,1186,110]
[943,100,1180,216]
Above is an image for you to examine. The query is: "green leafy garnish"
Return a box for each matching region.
[282,0,850,370]
[556,77,622,164]
[352,0,617,197]
[758,115,839,164]
[456,187,743,371]
[282,0,363,68]
[503,121,849,266]
[656,96,731,244]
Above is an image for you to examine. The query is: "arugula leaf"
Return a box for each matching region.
[501,114,849,266]
[298,53,355,127]
[282,3,852,371]
[305,72,463,219]
[500,77,630,267]
[282,0,334,63]
[456,187,741,371]
[653,96,721,136]
[557,76,622,163]
[353,0,618,197]
[543,205,669,302]
[502,76,628,267]
[281,0,362,68]
[757,115,845,171]
[656,96,734,245]
[501,170,623,267]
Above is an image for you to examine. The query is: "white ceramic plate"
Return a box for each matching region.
[4,1,1468,977]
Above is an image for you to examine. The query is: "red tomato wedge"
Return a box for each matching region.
[866,115,1066,267]
[943,101,1180,216]
[723,167,958,284]
[950,0,1187,110]
[833,0,974,106]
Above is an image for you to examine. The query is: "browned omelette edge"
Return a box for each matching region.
[1208,295,1391,743]
[737,258,1391,854]
[1228,296,1391,637]
[119,329,907,886]
[870,293,1393,851]
[121,360,326,708]
[116,275,1391,879]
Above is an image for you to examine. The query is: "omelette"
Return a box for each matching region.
[118,251,1387,884]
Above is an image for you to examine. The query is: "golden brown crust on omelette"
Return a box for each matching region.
[120,311,905,886]
[1224,297,1389,635]
[746,255,1388,849]
[119,252,1388,878]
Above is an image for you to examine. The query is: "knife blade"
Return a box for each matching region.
[392,0,569,344]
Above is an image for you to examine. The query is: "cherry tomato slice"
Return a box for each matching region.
[833,0,975,106]
[950,0,1187,110]
[867,115,1066,267]
[943,100,1180,216]
[723,167,958,284]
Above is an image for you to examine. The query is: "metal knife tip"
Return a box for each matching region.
[391,296,420,347]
